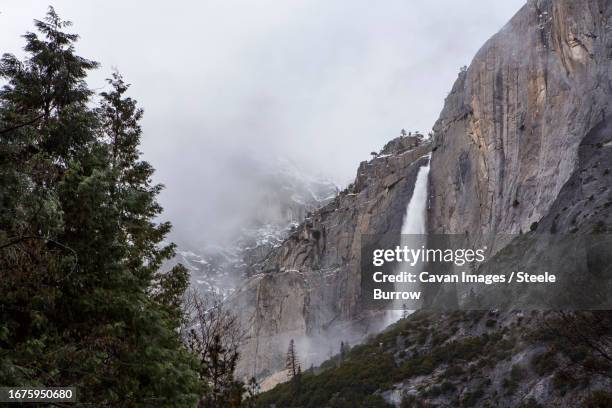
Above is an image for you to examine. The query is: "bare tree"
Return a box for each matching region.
[544,311,612,379]
[182,289,246,407]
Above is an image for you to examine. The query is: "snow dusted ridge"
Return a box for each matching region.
[164,157,339,299]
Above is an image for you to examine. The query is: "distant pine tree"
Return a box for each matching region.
[402,303,410,319]
[340,340,350,361]
[286,339,300,379]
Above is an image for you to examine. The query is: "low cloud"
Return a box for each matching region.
[1,0,525,245]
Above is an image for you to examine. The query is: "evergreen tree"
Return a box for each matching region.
[286,339,300,379]
[402,303,409,319]
[0,8,200,406]
[285,339,302,395]
[340,340,350,362]
[294,364,302,394]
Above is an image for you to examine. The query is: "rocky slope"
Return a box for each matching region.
[230,136,431,379]
[257,310,612,408]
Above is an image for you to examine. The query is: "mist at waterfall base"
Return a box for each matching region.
[384,156,431,326]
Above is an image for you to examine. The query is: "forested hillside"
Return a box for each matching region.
[257,310,612,407]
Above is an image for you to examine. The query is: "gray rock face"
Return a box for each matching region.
[429,0,611,240]
[230,137,431,378]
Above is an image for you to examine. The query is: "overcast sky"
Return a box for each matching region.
[2,1,525,246]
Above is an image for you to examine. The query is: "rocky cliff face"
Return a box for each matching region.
[410,0,612,404]
[429,0,611,240]
[230,136,431,379]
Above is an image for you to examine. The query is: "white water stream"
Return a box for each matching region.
[384,155,430,325]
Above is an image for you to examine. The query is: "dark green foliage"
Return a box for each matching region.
[530,351,557,376]
[502,364,525,395]
[396,335,489,379]
[422,380,454,398]
[530,312,612,379]
[256,312,508,408]
[440,380,455,393]
[258,309,611,408]
[0,8,200,406]
[443,364,464,378]
[255,340,396,408]
[516,397,544,408]
[399,394,430,408]
[460,385,484,407]
[584,391,612,408]
[551,369,575,395]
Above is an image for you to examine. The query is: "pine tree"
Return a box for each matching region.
[0,8,200,406]
[286,339,300,379]
[340,340,350,361]
[294,364,302,394]
[402,303,409,319]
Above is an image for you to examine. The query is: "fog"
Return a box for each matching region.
[2,0,525,246]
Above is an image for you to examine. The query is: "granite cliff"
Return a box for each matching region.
[429,0,611,239]
[230,136,431,379]
[426,0,612,310]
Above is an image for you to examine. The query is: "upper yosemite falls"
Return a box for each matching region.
[2,0,611,407]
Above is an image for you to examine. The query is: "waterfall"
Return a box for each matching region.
[401,157,430,235]
[385,155,430,325]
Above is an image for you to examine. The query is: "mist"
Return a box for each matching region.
[1,0,525,247]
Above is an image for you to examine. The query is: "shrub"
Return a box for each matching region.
[516,397,544,408]
[552,369,574,395]
[400,394,418,408]
[440,380,455,393]
[461,386,484,407]
[531,351,557,376]
[584,391,612,408]
[444,364,464,378]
